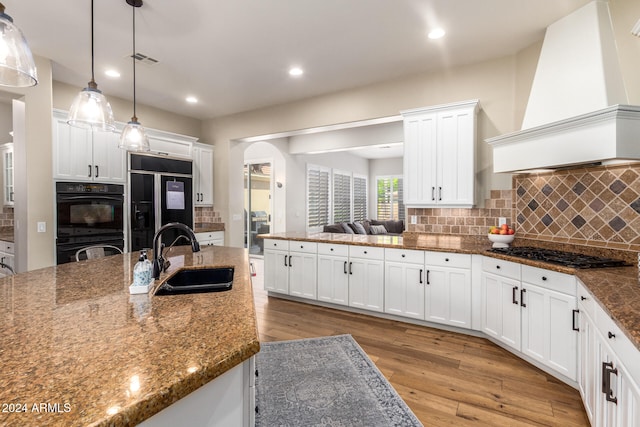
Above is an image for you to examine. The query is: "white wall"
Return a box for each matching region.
[368,157,403,219]
[0,101,12,142]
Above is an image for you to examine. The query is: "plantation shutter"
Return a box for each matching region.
[353,174,367,222]
[396,177,405,221]
[332,170,352,224]
[307,164,330,231]
[377,177,393,220]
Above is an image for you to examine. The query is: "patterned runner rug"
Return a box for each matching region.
[255,334,423,426]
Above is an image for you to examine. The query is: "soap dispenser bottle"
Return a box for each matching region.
[133,251,151,287]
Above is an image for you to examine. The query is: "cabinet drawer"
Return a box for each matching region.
[385,248,424,264]
[425,251,471,269]
[482,256,520,280]
[195,231,223,241]
[0,240,13,254]
[349,245,384,260]
[318,243,348,257]
[264,239,289,251]
[576,279,595,320]
[522,265,576,296]
[289,241,317,254]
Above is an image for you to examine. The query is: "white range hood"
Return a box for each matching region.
[488,0,640,173]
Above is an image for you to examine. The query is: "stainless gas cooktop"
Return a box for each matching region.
[487,246,629,269]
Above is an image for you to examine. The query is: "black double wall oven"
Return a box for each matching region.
[56,182,125,265]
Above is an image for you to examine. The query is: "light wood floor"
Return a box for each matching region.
[250,260,589,426]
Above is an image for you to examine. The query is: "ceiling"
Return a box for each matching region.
[9,0,590,120]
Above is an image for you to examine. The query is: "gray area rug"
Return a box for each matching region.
[255,334,423,426]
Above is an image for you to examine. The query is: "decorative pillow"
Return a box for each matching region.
[361,220,371,235]
[352,222,367,235]
[369,224,388,235]
[323,224,344,233]
[341,222,355,234]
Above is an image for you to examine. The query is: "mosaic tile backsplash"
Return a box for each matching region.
[514,163,640,252]
[1,206,13,227]
[195,206,223,224]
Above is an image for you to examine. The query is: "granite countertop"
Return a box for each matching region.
[0,226,14,243]
[194,223,225,233]
[261,231,640,353]
[0,245,259,427]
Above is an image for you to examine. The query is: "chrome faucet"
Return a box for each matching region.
[152,222,201,279]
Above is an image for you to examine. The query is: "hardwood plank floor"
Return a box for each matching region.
[250,259,589,426]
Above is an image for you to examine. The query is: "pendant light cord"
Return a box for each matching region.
[132,3,137,120]
[90,0,95,84]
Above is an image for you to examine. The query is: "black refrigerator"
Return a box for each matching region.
[129,154,194,251]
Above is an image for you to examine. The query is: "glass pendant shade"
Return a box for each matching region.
[0,4,38,87]
[119,118,150,151]
[68,82,116,131]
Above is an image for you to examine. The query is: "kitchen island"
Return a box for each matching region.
[0,245,259,427]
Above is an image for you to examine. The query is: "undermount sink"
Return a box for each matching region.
[154,267,234,296]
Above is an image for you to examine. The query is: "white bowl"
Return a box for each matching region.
[488,233,515,248]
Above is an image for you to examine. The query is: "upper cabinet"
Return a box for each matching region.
[402,100,479,208]
[193,142,214,206]
[1,143,13,206]
[52,110,126,183]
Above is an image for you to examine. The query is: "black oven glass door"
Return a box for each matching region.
[57,194,124,238]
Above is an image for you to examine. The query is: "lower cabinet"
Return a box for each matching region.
[195,231,224,247]
[385,248,425,320]
[263,240,289,294]
[263,239,317,299]
[424,251,472,329]
[317,244,349,306]
[578,280,640,427]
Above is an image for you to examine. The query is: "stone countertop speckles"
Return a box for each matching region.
[261,231,640,352]
[0,245,259,427]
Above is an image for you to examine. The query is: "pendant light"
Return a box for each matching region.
[67,0,115,131]
[0,2,37,87]
[119,0,150,152]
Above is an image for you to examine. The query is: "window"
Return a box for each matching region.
[306,164,368,231]
[307,164,330,231]
[377,176,404,221]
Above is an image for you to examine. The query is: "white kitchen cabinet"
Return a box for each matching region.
[385,248,425,320]
[401,100,479,207]
[521,266,578,381]
[288,242,317,300]
[0,240,14,277]
[317,243,349,306]
[193,143,213,206]
[424,252,472,329]
[195,230,224,246]
[1,143,13,206]
[146,127,196,159]
[263,239,289,294]
[348,245,384,312]
[481,257,522,351]
[52,110,126,183]
[578,284,598,424]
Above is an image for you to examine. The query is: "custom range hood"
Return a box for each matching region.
[488,0,640,173]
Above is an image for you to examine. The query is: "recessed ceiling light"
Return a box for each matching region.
[105,69,121,78]
[428,28,446,39]
[186,96,198,104]
[289,67,304,77]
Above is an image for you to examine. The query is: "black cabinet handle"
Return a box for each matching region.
[88,164,92,177]
[602,361,618,404]
[445,258,449,262]
[300,245,304,249]
[364,251,367,254]
[255,369,259,377]
[572,309,580,331]
[349,262,352,275]
[95,165,99,178]
[401,254,405,258]
[419,269,423,284]
[426,270,430,285]
[431,187,435,201]
[496,265,501,269]
[288,255,292,267]
[344,261,347,274]
[520,288,526,307]
[608,331,616,339]
[512,286,519,305]
[438,186,442,201]
[284,255,288,267]
[330,248,334,251]
[542,276,547,281]
[581,296,587,301]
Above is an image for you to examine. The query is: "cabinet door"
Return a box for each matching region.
[317,255,348,305]
[403,112,437,206]
[425,266,471,329]
[578,308,597,424]
[91,130,126,183]
[385,261,424,319]
[596,336,618,427]
[617,362,640,427]
[481,272,521,351]
[349,258,384,312]
[436,109,475,206]
[2,145,13,206]
[263,249,288,294]
[194,145,214,206]
[52,113,93,180]
[289,252,317,300]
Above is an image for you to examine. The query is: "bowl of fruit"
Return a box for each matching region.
[488,224,515,248]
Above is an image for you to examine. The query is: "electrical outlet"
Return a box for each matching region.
[498,217,507,226]
[37,222,46,233]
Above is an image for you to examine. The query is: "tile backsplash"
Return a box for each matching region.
[195,206,223,224]
[1,206,13,227]
[514,163,640,252]
[407,162,640,253]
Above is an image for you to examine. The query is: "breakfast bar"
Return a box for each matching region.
[0,245,259,427]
